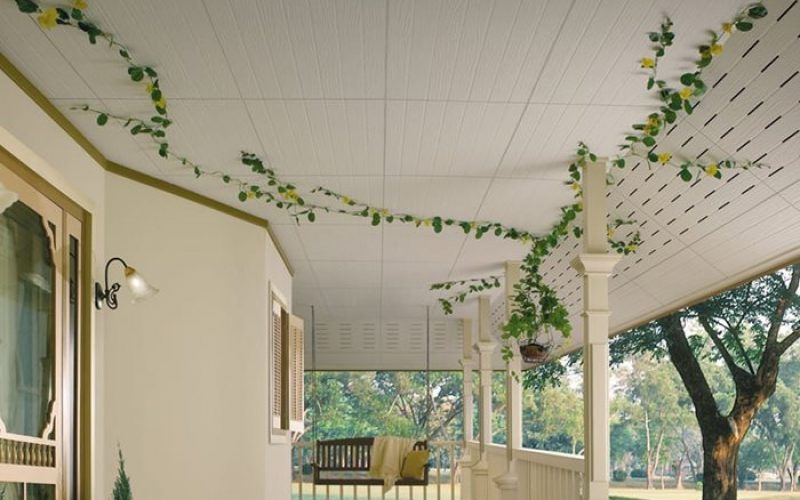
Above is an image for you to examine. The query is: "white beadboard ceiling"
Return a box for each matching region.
[2,0,800,369]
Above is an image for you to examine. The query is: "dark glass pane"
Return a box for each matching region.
[0,200,56,438]
[27,483,55,500]
[0,483,23,500]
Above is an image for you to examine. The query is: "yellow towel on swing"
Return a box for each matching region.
[368,436,417,493]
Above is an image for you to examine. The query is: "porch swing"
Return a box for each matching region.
[309,307,432,488]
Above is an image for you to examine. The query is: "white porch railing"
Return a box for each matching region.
[292,440,463,500]
[471,442,584,500]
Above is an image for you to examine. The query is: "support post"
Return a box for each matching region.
[571,159,620,500]
[458,318,474,500]
[472,295,495,500]
[494,262,522,500]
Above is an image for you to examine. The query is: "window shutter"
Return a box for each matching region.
[288,315,305,432]
[271,300,283,429]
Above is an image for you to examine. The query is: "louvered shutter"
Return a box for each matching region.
[288,315,305,432]
[271,300,283,429]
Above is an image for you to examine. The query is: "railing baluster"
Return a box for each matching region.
[448,444,455,500]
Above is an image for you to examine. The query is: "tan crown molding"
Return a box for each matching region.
[0,51,294,276]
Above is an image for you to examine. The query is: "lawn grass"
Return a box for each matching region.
[609,488,800,500]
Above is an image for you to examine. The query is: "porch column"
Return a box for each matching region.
[493,261,522,499]
[472,295,495,499]
[571,159,620,500]
[458,318,474,500]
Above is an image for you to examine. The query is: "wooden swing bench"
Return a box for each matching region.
[312,437,429,486]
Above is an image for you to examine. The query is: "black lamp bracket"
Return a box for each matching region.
[95,257,128,310]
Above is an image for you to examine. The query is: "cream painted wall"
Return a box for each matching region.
[0,69,293,499]
[104,174,292,500]
[0,68,108,496]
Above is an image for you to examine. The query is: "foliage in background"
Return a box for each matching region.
[304,371,464,443]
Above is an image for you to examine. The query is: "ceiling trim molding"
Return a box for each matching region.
[0,51,294,275]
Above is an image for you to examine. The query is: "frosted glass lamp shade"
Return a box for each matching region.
[124,266,159,303]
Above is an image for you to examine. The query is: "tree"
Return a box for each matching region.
[612,264,800,499]
[112,447,133,500]
[624,359,683,489]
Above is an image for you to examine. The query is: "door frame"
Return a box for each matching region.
[0,144,93,500]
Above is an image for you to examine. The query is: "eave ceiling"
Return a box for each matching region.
[2,0,799,364]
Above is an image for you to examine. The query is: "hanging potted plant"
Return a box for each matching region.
[518,336,553,365]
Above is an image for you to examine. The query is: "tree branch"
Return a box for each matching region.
[698,314,754,382]
[658,313,720,429]
[761,264,800,370]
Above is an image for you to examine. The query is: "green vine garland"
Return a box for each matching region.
[14,0,768,364]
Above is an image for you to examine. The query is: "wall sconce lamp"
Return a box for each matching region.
[95,257,159,310]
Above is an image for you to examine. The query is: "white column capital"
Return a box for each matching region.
[570,253,621,275]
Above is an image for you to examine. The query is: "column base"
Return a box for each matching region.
[493,471,519,500]
[585,479,609,499]
[472,458,490,500]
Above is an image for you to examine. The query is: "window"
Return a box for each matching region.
[270,289,304,440]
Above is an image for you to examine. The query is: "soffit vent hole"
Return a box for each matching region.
[742,40,760,58]
[777,0,797,22]
[761,55,780,73]
[780,71,799,88]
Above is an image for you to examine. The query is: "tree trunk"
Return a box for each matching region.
[701,429,743,500]
[676,456,684,489]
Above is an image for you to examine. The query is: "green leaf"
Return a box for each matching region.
[144,67,158,78]
[680,72,695,86]
[669,93,682,110]
[222,175,230,183]
[642,136,656,147]
[664,109,677,124]
[96,114,108,126]
[679,169,693,182]
[151,89,162,102]
[735,21,753,31]
[308,212,316,222]
[238,191,247,202]
[71,8,83,20]
[647,77,654,90]
[158,143,168,158]
[648,152,659,163]
[648,32,659,42]
[748,5,768,18]
[15,0,39,14]
[683,99,693,115]
[371,213,381,226]
[119,49,129,59]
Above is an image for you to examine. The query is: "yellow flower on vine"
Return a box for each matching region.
[341,195,352,205]
[146,82,154,94]
[640,57,655,69]
[281,189,299,201]
[722,22,734,34]
[705,163,719,177]
[37,8,59,29]
[607,227,615,239]
[155,97,167,109]
[679,87,694,100]
[380,209,390,217]
[570,182,581,193]
[710,43,723,56]
[647,116,660,128]
[247,190,256,200]
[625,243,638,253]
[658,152,672,165]
[72,0,88,10]
[422,218,432,227]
